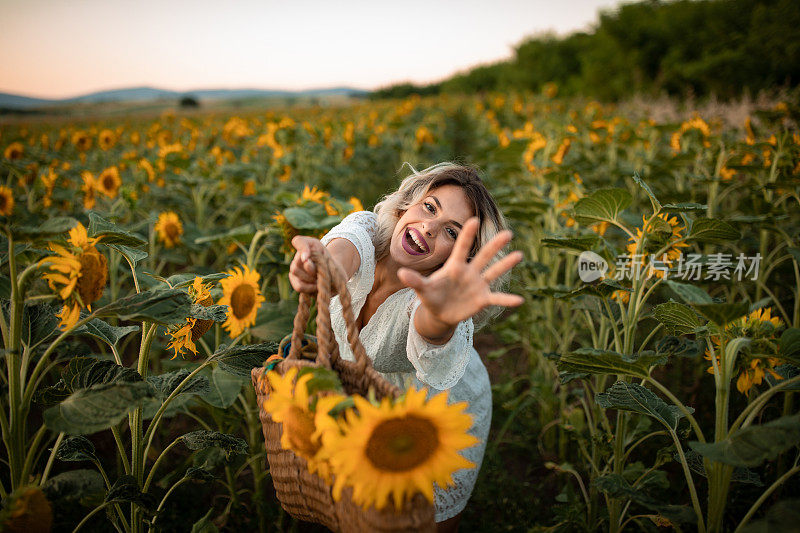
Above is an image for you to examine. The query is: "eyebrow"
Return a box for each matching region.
[430,196,463,230]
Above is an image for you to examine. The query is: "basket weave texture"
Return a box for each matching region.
[251,247,436,532]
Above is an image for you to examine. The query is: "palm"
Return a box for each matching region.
[397,217,524,327]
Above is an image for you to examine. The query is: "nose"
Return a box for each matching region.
[422,221,437,237]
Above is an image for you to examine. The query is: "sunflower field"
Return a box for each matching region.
[1,90,800,532]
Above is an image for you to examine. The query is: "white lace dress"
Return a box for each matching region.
[319,210,492,523]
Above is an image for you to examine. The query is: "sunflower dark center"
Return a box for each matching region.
[231,284,256,319]
[365,415,439,471]
[103,176,115,189]
[77,248,108,305]
[165,222,181,240]
[0,195,7,210]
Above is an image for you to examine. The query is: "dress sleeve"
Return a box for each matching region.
[405,298,474,390]
[319,210,378,307]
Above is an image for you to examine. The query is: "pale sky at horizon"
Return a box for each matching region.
[1,0,624,99]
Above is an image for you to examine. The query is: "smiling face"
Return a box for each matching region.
[389,183,476,274]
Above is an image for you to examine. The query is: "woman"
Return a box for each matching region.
[288,162,524,532]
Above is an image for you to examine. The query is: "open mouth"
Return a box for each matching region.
[403,227,429,255]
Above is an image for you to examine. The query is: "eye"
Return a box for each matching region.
[424,201,435,214]
[446,227,458,239]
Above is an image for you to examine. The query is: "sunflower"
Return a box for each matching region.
[72,131,92,151]
[217,264,266,337]
[39,223,108,330]
[243,180,256,196]
[550,138,572,165]
[263,368,347,483]
[167,277,214,359]
[98,129,116,150]
[97,166,121,198]
[348,196,364,213]
[0,186,14,217]
[154,211,183,248]
[4,142,24,160]
[625,213,690,279]
[736,357,784,394]
[298,185,328,204]
[81,171,97,209]
[139,159,156,182]
[278,165,292,182]
[326,387,478,511]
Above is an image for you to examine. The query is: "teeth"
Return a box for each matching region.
[408,229,426,252]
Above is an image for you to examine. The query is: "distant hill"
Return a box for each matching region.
[0,86,368,110]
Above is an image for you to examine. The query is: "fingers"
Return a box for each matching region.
[471,229,513,271]
[448,217,480,265]
[482,250,523,282]
[488,292,525,307]
[397,267,428,291]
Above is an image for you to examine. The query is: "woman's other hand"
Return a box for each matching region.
[397,217,524,328]
[289,235,323,294]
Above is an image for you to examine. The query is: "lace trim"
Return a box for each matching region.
[406,298,473,391]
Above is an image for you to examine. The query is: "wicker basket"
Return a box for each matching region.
[251,246,436,532]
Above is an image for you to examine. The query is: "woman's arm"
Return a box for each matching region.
[413,305,456,345]
[289,235,360,294]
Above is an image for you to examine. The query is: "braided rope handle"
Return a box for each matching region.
[287,245,370,374]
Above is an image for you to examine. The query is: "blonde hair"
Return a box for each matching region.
[373,161,511,330]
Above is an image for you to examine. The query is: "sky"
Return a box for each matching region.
[0,0,623,99]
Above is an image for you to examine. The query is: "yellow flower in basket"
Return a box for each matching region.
[325,386,478,512]
[263,368,350,483]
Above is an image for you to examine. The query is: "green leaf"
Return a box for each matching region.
[557,348,665,379]
[740,499,800,533]
[43,381,154,435]
[95,288,192,325]
[282,205,335,229]
[663,279,714,305]
[104,475,156,511]
[168,272,227,289]
[541,235,600,252]
[686,218,740,243]
[108,244,148,268]
[596,381,692,431]
[249,300,297,341]
[194,224,258,244]
[656,336,703,359]
[55,436,98,463]
[572,188,632,225]
[21,303,61,349]
[659,202,707,213]
[202,366,244,408]
[190,304,228,322]
[692,302,750,327]
[74,318,139,348]
[11,216,79,240]
[689,413,800,467]
[185,467,216,483]
[146,369,211,401]
[767,365,800,390]
[593,473,696,524]
[87,211,147,247]
[42,469,104,505]
[678,450,762,485]
[214,342,278,378]
[632,172,661,211]
[653,301,704,335]
[181,430,248,459]
[556,279,630,300]
[191,509,219,533]
[298,367,344,396]
[779,328,800,365]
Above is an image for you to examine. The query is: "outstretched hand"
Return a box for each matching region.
[397,217,524,328]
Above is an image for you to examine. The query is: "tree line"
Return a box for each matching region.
[370,0,799,101]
